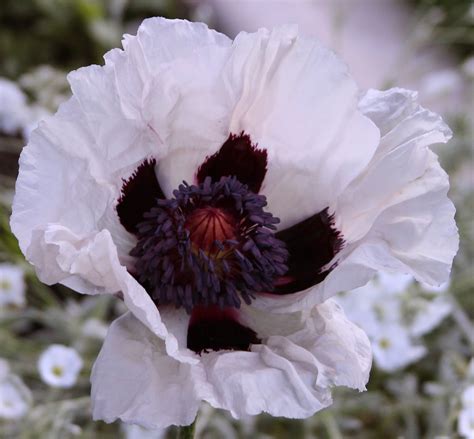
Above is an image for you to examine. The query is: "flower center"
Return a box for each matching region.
[0,280,12,291]
[52,365,64,377]
[130,176,288,312]
[185,206,236,252]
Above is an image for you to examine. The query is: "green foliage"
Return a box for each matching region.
[0,0,190,78]
[410,0,474,58]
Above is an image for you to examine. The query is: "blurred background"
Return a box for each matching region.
[0,1,472,438]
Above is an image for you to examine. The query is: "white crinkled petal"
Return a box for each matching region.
[122,17,231,71]
[150,43,235,197]
[92,301,371,426]
[19,216,194,363]
[11,125,112,256]
[91,312,207,429]
[336,88,457,274]
[101,18,234,198]
[201,347,332,419]
[336,103,450,241]
[359,152,458,285]
[26,226,121,291]
[222,26,379,229]
[253,87,458,312]
[203,300,371,419]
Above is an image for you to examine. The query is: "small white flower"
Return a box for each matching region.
[337,271,451,371]
[463,57,474,78]
[82,318,109,340]
[123,424,167,439]
[371,324,426,372]
[0,359,9,379]
[0,263,26,308]
[408,295,451,338]
[336,273,405,337]
[0,77,51,140]
[419,280,450,294]
[0,379,31,420]
[38,345,83,388]
[0,359,32,420]
[377,271,413,295]
[0,78,30,136]
[19,65,69,109]
[468,358,474,379]
[459,386,474,439]
[420,69,462,99]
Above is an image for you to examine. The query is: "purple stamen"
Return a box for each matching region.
[130,176,289,313]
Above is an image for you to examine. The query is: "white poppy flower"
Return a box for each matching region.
[459,386,474,439]
[10,18,457,426]
[0,263,26,308]
[37,345,83,388]
[0,359,32,420]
